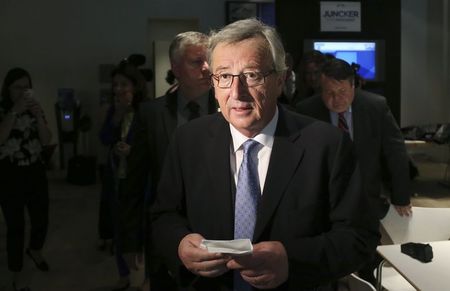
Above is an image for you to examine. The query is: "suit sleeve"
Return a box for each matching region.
[118,106,151,253]
[379,99,412,206]
[150,132,192,281]
[283,133,380,287]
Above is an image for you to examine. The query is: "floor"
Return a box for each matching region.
[0,142,449,291]
[0,171,144,291]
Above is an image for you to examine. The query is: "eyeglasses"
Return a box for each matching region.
[211,70,276,88]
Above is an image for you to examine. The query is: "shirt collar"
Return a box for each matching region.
[230,107,278,153]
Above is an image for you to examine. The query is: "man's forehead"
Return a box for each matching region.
[323,76,351,86]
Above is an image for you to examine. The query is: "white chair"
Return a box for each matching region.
[376,205,450,290]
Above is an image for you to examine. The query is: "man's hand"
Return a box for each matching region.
[178,233,231,278]
[227,241,288,289]
[394,203,412,217]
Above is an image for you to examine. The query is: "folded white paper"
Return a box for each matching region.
[200,239,253,255]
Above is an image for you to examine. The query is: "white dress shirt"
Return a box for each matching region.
[330,106,353,140]
[229,108,278,194]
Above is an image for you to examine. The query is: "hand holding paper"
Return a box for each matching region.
[178,233,231,278]
[200,239,253,255]
[227,241,289,289]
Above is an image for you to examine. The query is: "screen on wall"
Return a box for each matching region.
[313,41,377,80]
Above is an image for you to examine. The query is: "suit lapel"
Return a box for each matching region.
[162,90,178,140]
[253,110,305,241]
[316,97,332,123]
[351,92,365,153]
[207,89,218,114]
[206,114,235,238]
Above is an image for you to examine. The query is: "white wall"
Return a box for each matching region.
[0,0,226,166]
[401,0,450,127]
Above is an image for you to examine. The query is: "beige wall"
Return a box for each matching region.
[401,0,450,126]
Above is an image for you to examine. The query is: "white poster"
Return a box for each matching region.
[320,2,361,32]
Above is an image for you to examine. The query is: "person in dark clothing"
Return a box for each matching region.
[119,31,216,290]
[0,67,52,291]
[297,58,412,285]
[98,59,147,291]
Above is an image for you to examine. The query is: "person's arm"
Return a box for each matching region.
[28,98,52,145]
[379,98,413,215]
[0,97,28,144]
[118,105,151,254]
[0,111,19,144]
[99,104,121,146]
[275,131,379,290]
[150,132,196,284]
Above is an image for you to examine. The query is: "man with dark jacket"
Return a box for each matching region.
[119,31,216,290]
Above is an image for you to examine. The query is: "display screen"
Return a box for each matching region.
[313,41,376,80]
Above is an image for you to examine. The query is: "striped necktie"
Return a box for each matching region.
[338,112,349,133]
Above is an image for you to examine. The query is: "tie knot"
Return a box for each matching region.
[242,139,259,155]
[338,112,349,133]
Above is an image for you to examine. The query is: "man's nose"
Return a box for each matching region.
[201,61,210,72]
[229,75,246,99]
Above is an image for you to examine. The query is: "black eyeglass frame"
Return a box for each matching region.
[210,69,277,88]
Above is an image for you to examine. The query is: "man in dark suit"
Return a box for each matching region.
[296,58,412,218]
[150,19,379,291]
[297,57,412,285]
[119,31,216,290]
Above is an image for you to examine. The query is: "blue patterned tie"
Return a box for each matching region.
[234,139,260,291]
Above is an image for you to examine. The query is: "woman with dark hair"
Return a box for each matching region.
[0,67,52,291]
[295,50,328,102]
[98,59,147,291]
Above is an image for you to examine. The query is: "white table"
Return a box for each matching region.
[377,241,450,290]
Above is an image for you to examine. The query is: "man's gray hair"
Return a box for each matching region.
[169,31,208,63]
[208,19,287,72]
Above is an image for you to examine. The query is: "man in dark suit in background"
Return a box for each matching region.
[119,31,216,290]
[297,57,412,284]
[150,19,379,291]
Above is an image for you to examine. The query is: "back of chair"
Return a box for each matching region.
[381,206,450,244]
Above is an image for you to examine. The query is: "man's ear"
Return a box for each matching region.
[171,63,180,79]
[276,71,286,88]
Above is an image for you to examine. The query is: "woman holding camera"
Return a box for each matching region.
[0,67,52,291]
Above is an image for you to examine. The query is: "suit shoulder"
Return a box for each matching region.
[175,113,223,138]
[356,90,387,105]
[283,108,342,142]
[296,95,322,112]
[138,96,167,113]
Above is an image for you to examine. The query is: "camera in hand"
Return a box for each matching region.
[400,242,433,263]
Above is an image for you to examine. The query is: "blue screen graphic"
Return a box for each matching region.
[314,42,376,80]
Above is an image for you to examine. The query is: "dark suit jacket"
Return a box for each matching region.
[296,89,412,217]
[119,88,216,252]
[151,107,379,290]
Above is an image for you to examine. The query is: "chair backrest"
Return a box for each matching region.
[381,205,450,244]
[348,273,376,291]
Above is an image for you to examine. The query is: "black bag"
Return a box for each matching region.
[67,155,97,185]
